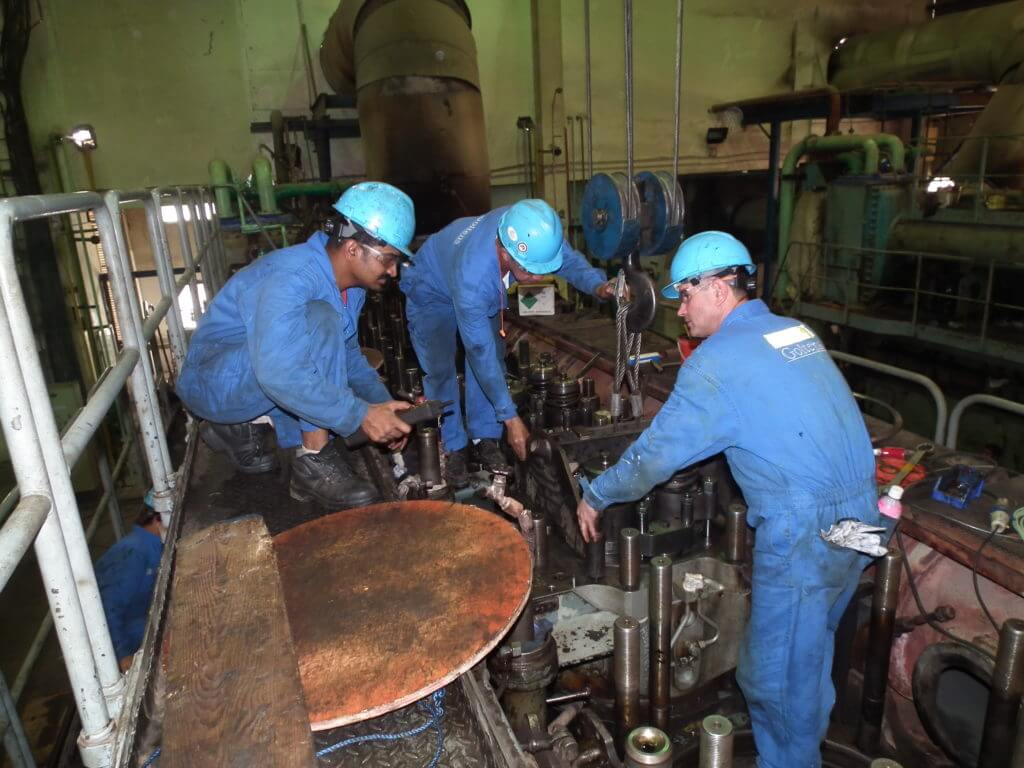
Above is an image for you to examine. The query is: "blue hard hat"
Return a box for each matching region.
[144,489,155,509]
[332,182,416,258]
[661,231,755,299]
[497,200,564,274]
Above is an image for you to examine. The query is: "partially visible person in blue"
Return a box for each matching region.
[574,231,878,768]
[400,199,615,488]
[96,491,164,671]
[177,183,415,508]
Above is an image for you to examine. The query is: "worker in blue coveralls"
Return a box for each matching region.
[176,182,415,508]
[400,199,616,488]
[96,491,164,671]
[575,231,878,768]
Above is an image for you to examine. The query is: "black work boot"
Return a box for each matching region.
[443,448,469,490]
[199,421,279,474]
[289,441,382,509]
[472,438,510,472]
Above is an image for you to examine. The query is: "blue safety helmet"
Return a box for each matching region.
[143,489,155,509]
[661,231,755,299]
[497,200,564,274]
[332,182,416,258]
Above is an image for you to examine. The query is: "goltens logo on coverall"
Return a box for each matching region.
[762,324,825,362]
[453,215,486,245]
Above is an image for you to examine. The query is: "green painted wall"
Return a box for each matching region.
[22,0,921,194]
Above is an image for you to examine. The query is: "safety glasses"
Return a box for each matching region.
[361,243,401,270]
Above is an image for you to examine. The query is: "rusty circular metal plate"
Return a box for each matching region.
[274,500,532,730]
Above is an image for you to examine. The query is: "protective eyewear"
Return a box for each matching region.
[361,243,402,270]
[675,279,715,304]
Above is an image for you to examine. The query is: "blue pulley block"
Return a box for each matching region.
[581,172,641,261]
[635,170,685,256]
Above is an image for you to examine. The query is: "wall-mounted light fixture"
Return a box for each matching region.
[67,124,97,151]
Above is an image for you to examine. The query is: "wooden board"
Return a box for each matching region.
[163,516,314,768]
[274,500,532,730]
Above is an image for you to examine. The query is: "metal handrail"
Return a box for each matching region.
[947,394,1024,450]
[0,185,224,767]
[829,350,948,445]
[787,240,1024,347]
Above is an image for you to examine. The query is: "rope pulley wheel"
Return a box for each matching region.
[624,264,656,333]
[635,170,685,256]
[581,171,641,261]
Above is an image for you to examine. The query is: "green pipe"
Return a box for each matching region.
[273,181,349,200]
[872,133,906,173]
[208,160,236,217]
[252,156,278,214]
[778,135,880,299]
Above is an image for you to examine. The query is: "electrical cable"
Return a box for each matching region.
[894,530,994,662]
[315,688,446,761]
[973,529,1001,633]
[141,747,161,768]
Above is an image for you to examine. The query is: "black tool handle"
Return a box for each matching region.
[343,400,444,449]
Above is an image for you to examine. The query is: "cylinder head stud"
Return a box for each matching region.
[624,726,673,767]
[699,714,734,768]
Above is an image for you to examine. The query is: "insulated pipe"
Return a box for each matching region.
[888,218,1024,266]
[649,555,673,730]
[979,619,1024,767]
[614,615,641,742]
[830,1,1024,90]
[858,548,903,754]
[319,0,490,234]
[208,159,236,216]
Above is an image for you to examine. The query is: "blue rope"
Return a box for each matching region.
[316,688,446,764]
[141,747,161,768]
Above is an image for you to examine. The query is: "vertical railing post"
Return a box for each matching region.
[911,252,922,330]
[95,453,124,541]
[980,256,996,343]
[100,194,176,519]
[0,206,125,715]
[142,193,187,373]
[1,670,34,768]
[0,214,114,768]
[172,188,202,320]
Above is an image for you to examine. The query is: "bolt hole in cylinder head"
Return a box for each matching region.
[625,726,673,767]
[699,714,733,768]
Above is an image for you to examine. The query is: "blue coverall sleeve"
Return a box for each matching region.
[582,358,741,510]
[345,333,391,404]
[248,268,370,437]
[454,299,517,422]
[554,240,607,296]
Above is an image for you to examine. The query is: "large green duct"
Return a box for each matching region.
[830,1,1024,186]
[320,0,491,234]
[830,1,1024,89]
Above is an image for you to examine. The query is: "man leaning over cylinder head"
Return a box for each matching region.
[575,231,879,768]
[400,199,617,488]
[176,182,415,508]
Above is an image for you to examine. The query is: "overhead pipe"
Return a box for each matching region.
[830,1,1024,185]
[320,0,490,234]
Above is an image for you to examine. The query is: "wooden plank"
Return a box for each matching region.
[163,515,314,768]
